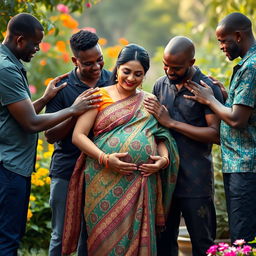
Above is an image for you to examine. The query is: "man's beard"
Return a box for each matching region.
[166,68,190,84]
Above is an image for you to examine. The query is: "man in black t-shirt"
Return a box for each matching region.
[45,30,112,256]
[144,36,223,256]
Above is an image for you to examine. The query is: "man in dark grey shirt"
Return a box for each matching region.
[144,36,223,256]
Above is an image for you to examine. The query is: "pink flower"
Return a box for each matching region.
[223,252,236,256]
[218,242,230,251]
[29,85,37,94]
[206,245,218,255]
[233,239,246,246]
[241,245,252,254]
[81,27,96,33]
[56,4,69,13]
[86,2,92,8]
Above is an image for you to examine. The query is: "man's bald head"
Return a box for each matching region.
[217,12,252,35]
[164,36,195,60]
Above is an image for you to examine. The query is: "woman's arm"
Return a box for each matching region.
[72,109,137,174]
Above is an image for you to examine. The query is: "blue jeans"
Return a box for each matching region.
[49,177,87,256]
[0,163,31,256]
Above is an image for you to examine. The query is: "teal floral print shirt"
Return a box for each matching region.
[220,44,256,173]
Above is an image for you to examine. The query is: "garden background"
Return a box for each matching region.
[0,0,255,255]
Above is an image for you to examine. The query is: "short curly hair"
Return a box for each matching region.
[70,30,99,56]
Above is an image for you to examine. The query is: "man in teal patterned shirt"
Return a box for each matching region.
[185,12,256,244]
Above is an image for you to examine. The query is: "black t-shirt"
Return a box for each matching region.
[153,67,223,197]
[45,68,112,180]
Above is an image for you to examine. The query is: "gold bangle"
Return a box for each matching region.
[162,156,169,169]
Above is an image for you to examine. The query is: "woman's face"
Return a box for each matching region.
[117,60,145,92]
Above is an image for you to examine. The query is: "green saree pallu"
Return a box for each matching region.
[62,91,179,256]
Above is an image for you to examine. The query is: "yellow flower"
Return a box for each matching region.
[35,162,39,169]
[118,38,129,46]
[38,139,43,145]
[27,209,33,221]
[44,177,51,184]
[30,195,36,201]
[43,151,53,159]
[48,144,54,153]
[37,167,49,177]
[37,144,43,152]
[98,38,107,46]
[44,78,54,86]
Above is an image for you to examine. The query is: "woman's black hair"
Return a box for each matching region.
[110,44,150,84]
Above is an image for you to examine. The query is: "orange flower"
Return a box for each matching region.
[40,42,51,53]
[118,38,129,46]
[2,31,6,38]
[106,45,122,58]
[39,59,47,66]
[98,38,107,46]
[56,41,66,53]
[60,14,79,29]
[47,28,55,35]
[44,78,54,86]
[62,52,70,63]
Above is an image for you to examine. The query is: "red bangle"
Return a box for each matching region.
[105,154,110,168]
[98,152,105,165]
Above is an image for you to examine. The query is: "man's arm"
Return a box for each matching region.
[44,88,102,143]
[184,80,253,129]
[144,97,220,144]
[7,88,102,133]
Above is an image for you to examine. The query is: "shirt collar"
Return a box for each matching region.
[68,68,110,88]
[238,44,256,66]
[0,44,25,71]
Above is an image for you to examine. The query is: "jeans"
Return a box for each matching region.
[49,177,87,256]
[223,173,256,244]
[157,196,216,256]
[0,163,31,256]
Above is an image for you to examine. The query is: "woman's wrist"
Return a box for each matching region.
[162,156,169,169]
[98,152,111,168]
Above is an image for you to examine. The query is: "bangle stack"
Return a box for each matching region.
[162,156,170,169]
[98,152,110,168]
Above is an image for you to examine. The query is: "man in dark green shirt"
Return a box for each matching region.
[0,13,101,255]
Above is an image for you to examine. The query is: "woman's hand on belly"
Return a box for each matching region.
[138,155,169,177]
[108,152,138,175]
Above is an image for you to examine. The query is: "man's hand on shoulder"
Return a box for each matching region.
[144,96,173,128]
[42,73,69,104]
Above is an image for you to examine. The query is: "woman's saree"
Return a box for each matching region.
[63,91,179,256]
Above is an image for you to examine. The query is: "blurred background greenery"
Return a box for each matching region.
[0,0,255,254]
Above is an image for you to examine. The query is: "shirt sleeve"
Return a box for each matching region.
[152,80,160,99]
[0,67,29,106]
[204,78,224,115]
[45,90,65,113]
[233,65,256,108]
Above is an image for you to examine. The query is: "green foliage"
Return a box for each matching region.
[212,145,230,239]
[20,139,53,251]
[0,0,101,40]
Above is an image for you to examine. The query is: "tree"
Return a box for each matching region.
[0,0,101,39]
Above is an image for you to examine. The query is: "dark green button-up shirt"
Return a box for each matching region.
[0,44,37,177]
